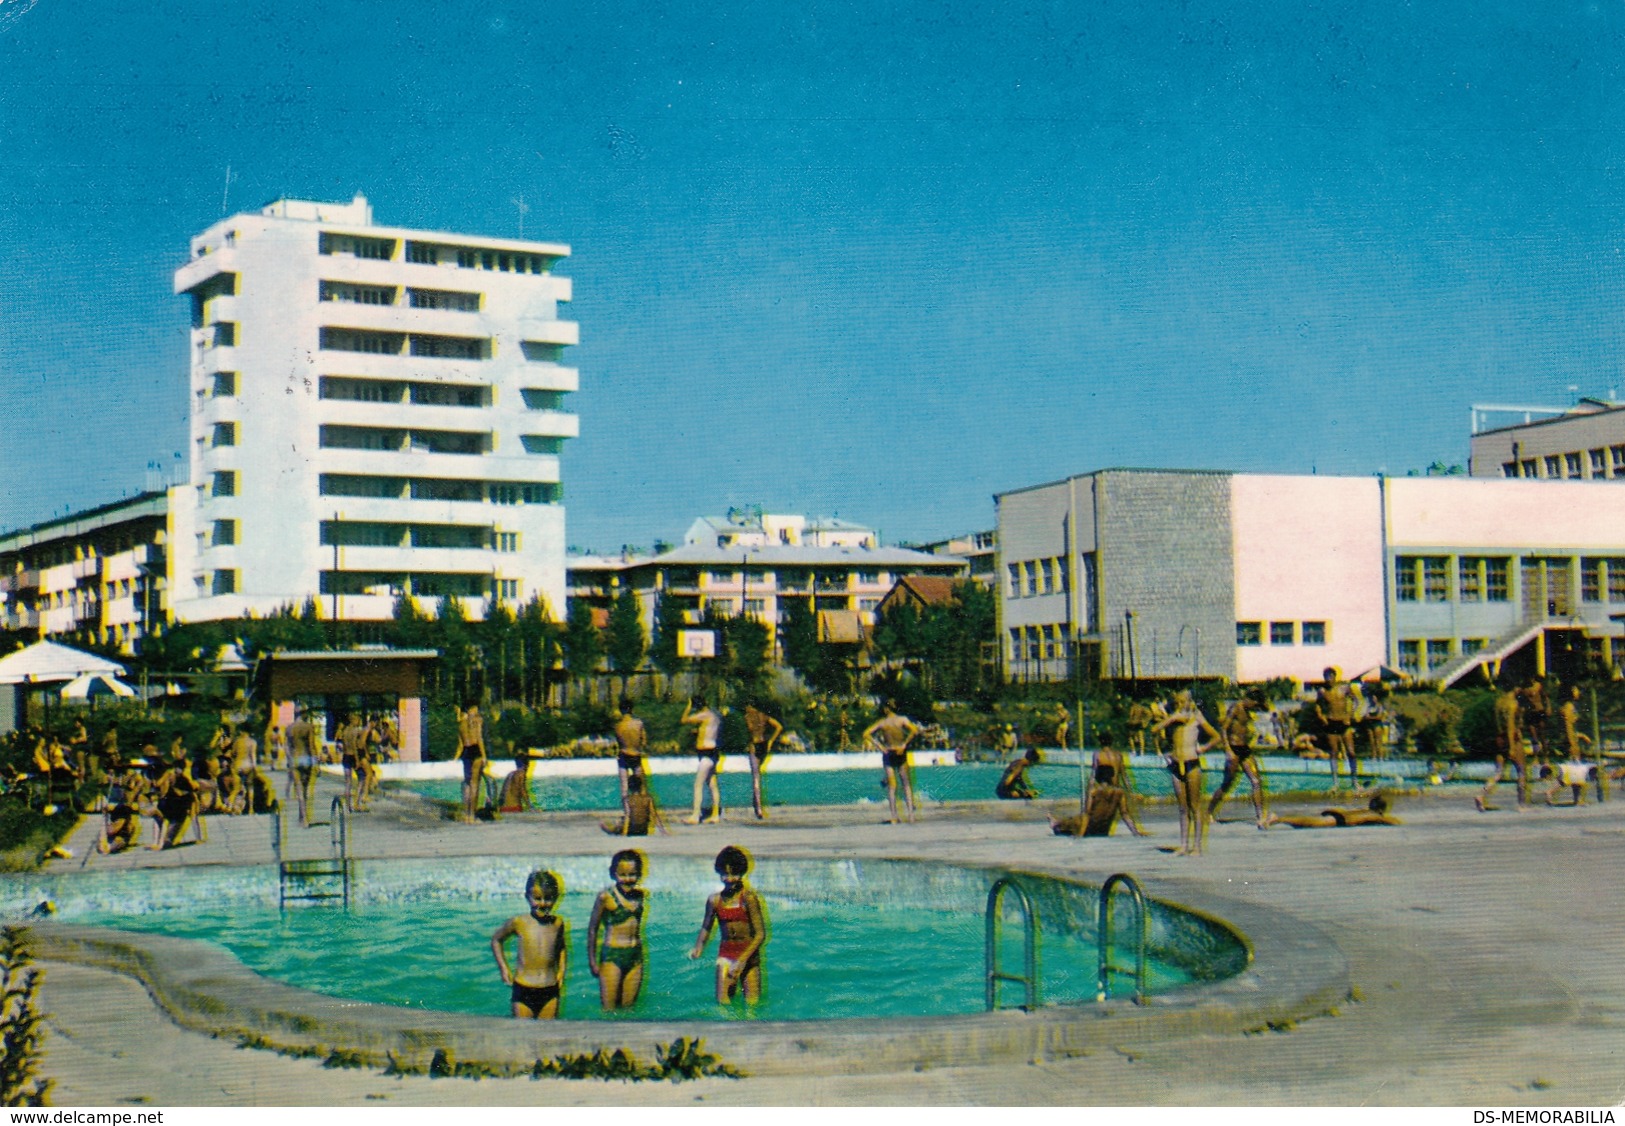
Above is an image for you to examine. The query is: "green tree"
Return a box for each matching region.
[563,599,604,690]
[778,596,819,683]
[723,614,772,687]
[605,587,648,692]
[650,589,683,676]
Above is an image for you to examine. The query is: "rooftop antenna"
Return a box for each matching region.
[1568,383,1580,405]
[221,164,237,216]
[512,195,530,238]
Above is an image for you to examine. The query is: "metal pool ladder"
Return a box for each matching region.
[985,874,1039,1011]
[273,796,352,909]
[1096,872,1150,1004]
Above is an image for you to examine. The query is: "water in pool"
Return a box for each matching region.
[403,761,1375,813]
[96,888,1195,1021]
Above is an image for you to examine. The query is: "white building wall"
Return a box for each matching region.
[1230,475,1386,683]
[1386,476,1625,549]
[171,196,575,623]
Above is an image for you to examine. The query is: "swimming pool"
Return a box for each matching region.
[402,759,1411,813]
[15,853,1352,1076]
[35,855,1234,1022]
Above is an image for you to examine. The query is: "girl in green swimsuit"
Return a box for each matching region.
[588,849,647,1011]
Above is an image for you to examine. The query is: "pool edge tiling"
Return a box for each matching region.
[12,858,1348,1077]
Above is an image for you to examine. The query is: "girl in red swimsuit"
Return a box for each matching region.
[688,845,767,1004]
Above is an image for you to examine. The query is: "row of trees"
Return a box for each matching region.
[10,576,998,713]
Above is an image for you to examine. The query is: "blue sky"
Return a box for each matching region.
[2,0,1623,549]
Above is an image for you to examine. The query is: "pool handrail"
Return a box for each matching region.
[1096,871,1150,1005]
[985,874,1039,1012]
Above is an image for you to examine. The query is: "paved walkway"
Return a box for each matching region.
[24,777,1625,1106]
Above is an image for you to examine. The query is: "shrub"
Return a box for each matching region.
[0,927,51,1106]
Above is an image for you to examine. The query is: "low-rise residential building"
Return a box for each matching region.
[0,489,179,653]
[997,469,1625,686]
[905,530,997,586]
[1469,398,1625,480]
[567,512,968,658]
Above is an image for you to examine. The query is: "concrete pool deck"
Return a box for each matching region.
[16,775,1625,1106]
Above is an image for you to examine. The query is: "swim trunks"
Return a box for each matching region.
[460,745,484,783]
[1227,742,1254,762]
[882,750,908,770]
[1167,759,1201,782]
[510,980,559,1011]
[617,752,643,771]
[1323,720,1351,736]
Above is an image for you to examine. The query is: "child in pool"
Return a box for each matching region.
[588,849,647,1011]
[490,870,567,1019]
[689,845,767,1005]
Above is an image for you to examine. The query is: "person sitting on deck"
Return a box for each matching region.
[601,771,668,836]
[498,747,535,814]
[1051,731,1148,837]
[996,748,1041,800]
[1260,794,1401,829]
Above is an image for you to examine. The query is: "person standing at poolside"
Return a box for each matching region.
[338,713,365,813]
[285,706,320,827]
[1050,702,1070,749]
[1208,689,1267,827]
[490,870,567,1019]
[863,699,921,824]
[1555,685,1600,804]
[1315,668,1360,789]
[1520,676,1550,765]
[588,850,647,1012]
[1155,690,1220,856]
[689,845,767,1005]
[457,700,487,824]
[743,699,783,820]
[1479,682,1529,809]
[681,695,723,824]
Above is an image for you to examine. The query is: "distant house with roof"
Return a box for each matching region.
[567,512,968,660]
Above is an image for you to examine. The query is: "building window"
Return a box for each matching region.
[320,377,404,403]
[1396,557,1419,602]
[489,484,520,505]
[321,327,403,355]
[408,288,481,312]
[211,570,237,595]
[409,333,486,359]
[1459,557,1481,602]
[319,280,396,305]
[1423,556,1449,601]
[410,382,488,407]
[1613,446,1625,475]
[495,532,519,553]
[1520,458,1537,477]
[212,372,237,396]
[410,429,487,455]
[320,425,405,452]
[320,474,405,499]
[1544,455,1561,477]
[318,232,395,259]
[1611,563,1625,603]
[211,470,237,497]
[1461,638,1486,656]
[521,483,558,504]
[1591,449,1608,476]
[1006,564,1019,597]
[411,524,486,549]
[1486,557,1510,602]
[1269,621,1295,645]
[1566,452,1583,478]
[1301,621,1327,645]
[1236,621,1262,646]
[212,422,237,447]
[855,571,879,586]
[1426,639,1453,670]
[1583,558,1603,603]
[405,241,440,265]
[212,519,237,546]
[1502,462,1517,478]
[1055,557,1069,593]
[1398,640,1422,675]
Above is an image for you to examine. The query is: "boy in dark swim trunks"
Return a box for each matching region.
[457,701,487,824]
[612,697,648,805]
[996,748,1040,799]
[490,869,567,1019]
[689,845,767,1004]
[1208,690,1267,826]
[588,849,648,1011]
[862,700,921,824]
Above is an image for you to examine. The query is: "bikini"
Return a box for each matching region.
[1093,762,1119,786]
[599,889,645,972]
[715,896,754,964]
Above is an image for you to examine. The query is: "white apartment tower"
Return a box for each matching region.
[170,194,577,623]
